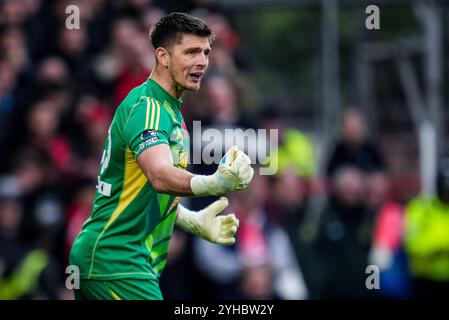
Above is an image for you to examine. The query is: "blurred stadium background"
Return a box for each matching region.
[1,0,449,300]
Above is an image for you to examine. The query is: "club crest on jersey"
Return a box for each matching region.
[141,130,158,139]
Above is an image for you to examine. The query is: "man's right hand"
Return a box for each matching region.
[190,145,254,196]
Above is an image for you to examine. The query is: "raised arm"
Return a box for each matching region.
[137,144,253,245]
[137,144,254,197]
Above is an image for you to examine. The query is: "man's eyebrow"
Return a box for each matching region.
[184,46,211,52]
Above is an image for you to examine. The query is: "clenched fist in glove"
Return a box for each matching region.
[190,145,254,196]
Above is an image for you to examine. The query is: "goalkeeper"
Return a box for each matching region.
[69,13,254,300]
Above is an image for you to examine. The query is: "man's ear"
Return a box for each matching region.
[155,47,170,68]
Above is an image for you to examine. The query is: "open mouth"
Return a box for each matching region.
[188,72,203,82]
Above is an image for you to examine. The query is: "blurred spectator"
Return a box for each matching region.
[141,7,166,36]
[267,167,323,299]
[192,230,241,299]
[205,13,239,54]
[65,179,95,262]
[34,56,73,108]
[73,96,112,181]
[193,173,308,300]
[0,190,64,299]
[93,17,153,104]
[0,148,65,260]
[0,148,49,200]
[25,100,74,180]
[259,106,316,179]
[368,173,403,269]
[116,0,153,19]
[327,109,385,177]
[239,264,275,300]
[270,166,307,227]
[404,158,449,299]
[22,0,50,61]
[36,56,70,85]
[368,171,411,299]
[153,0,216,13]
[113,30,153,104]
[0,62,17,152]
[0,0,28,28]
[236,173,308,300]
[0,28,29,75]
[272,129,316,179]
[52,21,94,92]
[57,26,88,63]
[205,75,240,125]
[159,228,196,300]
[0,193,45,299]
[313,166,378,299]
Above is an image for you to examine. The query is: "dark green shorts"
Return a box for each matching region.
[74,278,163,300]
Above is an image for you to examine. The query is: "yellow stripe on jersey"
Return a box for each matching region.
[144,98,161,131]
[167,197,180,214]
[88,148,147,278]
[145,97,151,129]
[149,98,156,129]
[110,289,122,300]
[154,100,161,131]
[102,148,147,232]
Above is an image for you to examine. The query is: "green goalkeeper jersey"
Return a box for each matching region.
[70,77,190,281]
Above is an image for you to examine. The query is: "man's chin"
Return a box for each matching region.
[185,83,201,92]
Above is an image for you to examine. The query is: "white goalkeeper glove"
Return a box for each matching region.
[175,197,239,245]
[190,145,254,196]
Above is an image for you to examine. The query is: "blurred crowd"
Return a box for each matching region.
[1,0,449,300]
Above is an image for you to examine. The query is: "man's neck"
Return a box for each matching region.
[150,67,184,99]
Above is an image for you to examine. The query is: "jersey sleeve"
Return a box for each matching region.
[123,97,172,159]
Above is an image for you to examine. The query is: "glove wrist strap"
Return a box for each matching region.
[190,174,220,196]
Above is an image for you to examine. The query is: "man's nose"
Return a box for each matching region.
[196,53,208,68]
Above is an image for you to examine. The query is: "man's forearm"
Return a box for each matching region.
[151,165,195,196]
[152,165,231,197]
[137,144,253,197]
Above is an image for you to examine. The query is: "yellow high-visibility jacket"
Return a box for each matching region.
[404,195,449,281]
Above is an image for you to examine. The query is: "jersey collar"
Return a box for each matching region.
[146,77,183,109]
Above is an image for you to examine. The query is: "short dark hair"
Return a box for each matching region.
[149,12,214,49]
